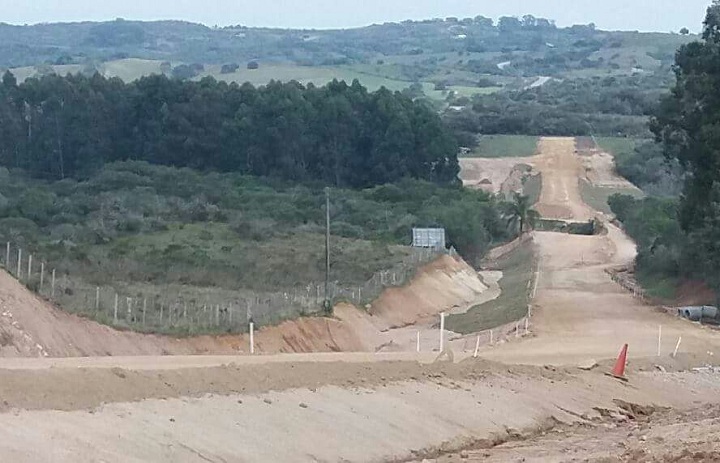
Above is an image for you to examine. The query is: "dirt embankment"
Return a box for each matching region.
[1,358,719,462]
[0,254,489,357]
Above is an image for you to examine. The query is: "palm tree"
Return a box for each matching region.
[506,193,541,235]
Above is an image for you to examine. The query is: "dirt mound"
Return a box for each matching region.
[0,252,490,357]
[369,255,487,329]
[459,157,537,194]
[673,280,717,307]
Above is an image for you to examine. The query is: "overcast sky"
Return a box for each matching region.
[0,0,712,32]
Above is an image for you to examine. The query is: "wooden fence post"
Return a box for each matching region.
[113,293,118,324]
[16,248,21,279]
[40,263,45,291]
[27,254,32,280]
[5,242,9,269]
[95,287,100,311]
[126,297,133,322]
[51,269,56,297]
[143,298,147,326]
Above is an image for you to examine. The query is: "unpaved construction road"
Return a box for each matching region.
[0,137,719,462]
[482,138,720,365]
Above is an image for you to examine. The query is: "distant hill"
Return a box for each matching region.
[0,17,692,91]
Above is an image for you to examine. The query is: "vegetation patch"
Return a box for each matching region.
[580,180,644,215]
[445,241,535,335]
[595,137,640,157]
[464,135,539,158]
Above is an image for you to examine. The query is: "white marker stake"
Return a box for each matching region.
[249,322,255,354]
[16,249,21,279]
[657,326,662,357]
[5,242,9,269]
[473,335,481,358]
[672,336,682,358]
[439,313,446,352]
[489,330,494,345]
[27,254,32,280]
[40,263,45,291]
[416,331,420,353]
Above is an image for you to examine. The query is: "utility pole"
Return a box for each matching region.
[324,187,332,314]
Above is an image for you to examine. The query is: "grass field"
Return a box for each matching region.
[594,137,641,157]
[637,272,679,301]
[445,241,535,335]
[580,180,645,215]
[10,59,502,102]
[463,135,539,158]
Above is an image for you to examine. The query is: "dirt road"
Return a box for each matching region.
[483,137,720,365]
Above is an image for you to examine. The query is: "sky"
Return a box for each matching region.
[0,0,712,33]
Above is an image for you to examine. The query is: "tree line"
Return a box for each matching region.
[0,72,459,188]
[611,1,720,299]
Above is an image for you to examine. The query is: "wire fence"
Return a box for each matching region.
[0,241,454,334]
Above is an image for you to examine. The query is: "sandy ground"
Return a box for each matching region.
[533,137,595,221]
[482,137,720,366]
[0,359,719,462]
[459,157,536,195]
[581,146,642,190]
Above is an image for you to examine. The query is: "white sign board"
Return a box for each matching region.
[412,228,446,249]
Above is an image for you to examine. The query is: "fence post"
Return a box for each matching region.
[5,242,9,269]
[672,336,682,358]
[473,335,481,358]
[95,287,100,311]
[489,329,493,345]
[51,269,56,297]
[127,297,133,322]
[439,312,446,352]
[249,322,255,354]
[416,331,420,353]
[113,293,118,324]
[16,248,21,279]
[160,303,164,322]
[143,298,147,326]
[215,304,220,326]
[27,254,32,280]
[40,263,45,291]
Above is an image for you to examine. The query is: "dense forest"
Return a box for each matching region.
[444,72,672,142]
[0,72,458,187]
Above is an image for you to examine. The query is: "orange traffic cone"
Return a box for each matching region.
[607,344,629,381]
